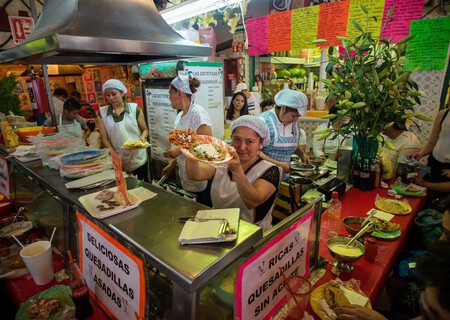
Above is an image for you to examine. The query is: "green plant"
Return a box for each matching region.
[313,5,431,149]
[0,75,26,116]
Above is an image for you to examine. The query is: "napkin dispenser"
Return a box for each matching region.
[317,177,346,201]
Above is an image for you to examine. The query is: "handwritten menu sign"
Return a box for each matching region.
[404,17,450,71]
[268,10,292,53]
[247,16,268,56]
[291,6,319,50]
[235,210,313,320]
[317,0,351,47]
[77,212,146,319]
[380,0,424,43]
[346,0,384,40]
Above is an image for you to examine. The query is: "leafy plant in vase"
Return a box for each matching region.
[313,5,431,187]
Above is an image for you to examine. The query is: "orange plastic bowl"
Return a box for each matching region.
[17,126,56,143]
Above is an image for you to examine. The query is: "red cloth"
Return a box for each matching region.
[310,187,425,311]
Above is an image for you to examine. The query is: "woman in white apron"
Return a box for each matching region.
[162,75,213,206]
[259,89,310,175]
[97,79,149,182]
[186,116,282,232]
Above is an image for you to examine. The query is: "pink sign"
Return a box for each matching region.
[235,209,314,320]
[380,0,424,43]
[247,16,268,56]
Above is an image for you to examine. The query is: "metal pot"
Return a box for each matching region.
[290,175,317,197]
[0,221,33,242]
[290,161,316,172]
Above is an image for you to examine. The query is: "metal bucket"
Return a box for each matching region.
[290,175,316,197]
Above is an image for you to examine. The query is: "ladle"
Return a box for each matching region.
[12,207,25,223]
[361,209,377,228]
[346,222,373,247]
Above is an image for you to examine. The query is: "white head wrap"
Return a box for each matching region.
[229,115,270,147]
[274,89,308,116]
[171,75,194,95]
[102,79,127,94]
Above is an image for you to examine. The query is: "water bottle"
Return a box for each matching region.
[327,191,342,238]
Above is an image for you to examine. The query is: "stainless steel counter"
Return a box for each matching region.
[7,156,262,318]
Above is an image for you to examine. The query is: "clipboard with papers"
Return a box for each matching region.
[178,208,240,245]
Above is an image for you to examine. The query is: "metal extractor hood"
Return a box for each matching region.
[0,0,212,65]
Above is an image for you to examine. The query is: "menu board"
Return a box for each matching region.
[145,87,177,162]
[247,16,268,56]
[268,10,292,53]
[380,0,424,43]
[404,17,450,71]
[291,6,319,50]
[346,0,385,40]
[317,0,350,47]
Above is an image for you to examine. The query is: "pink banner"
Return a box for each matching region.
[247,16,268,56]
[380,0,424,43]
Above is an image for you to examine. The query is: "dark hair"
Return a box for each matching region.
[63,98,82,112]
[393,120,407,131]
[70,91,82,101]
[275,105,298,114]
[260,100,274,109]
[226,92,248,120]
[188,76,201,95]
[86,120,96,131]
[53,87,68,98]
[416,240,450,313]
[328,105,338,115]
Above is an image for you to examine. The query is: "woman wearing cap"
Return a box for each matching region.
[234,82,262,116]
[259,89,310,174]
[162,75,213,206]
[97,79,149,181]
[186,115,282,231]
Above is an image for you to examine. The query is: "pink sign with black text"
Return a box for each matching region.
[236,209,314,320]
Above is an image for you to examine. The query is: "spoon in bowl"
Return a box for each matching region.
[346,222,373,247]
[12,207,25,223]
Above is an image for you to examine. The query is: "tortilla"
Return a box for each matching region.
[189,143,227,162]
[168,128,197,148]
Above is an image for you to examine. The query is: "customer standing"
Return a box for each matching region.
[186,116,282,231]
[234,83,262,116]
[162,75,213,206]
[225,91,249,124]
[259,89,310,174]
[96,79,149,181]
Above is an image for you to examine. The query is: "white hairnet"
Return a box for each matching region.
[274,89,308,116]
[229,115,270,147]
[171,75,193,95]
[102,79,127,94]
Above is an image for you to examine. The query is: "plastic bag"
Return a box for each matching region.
[29,131,85,169]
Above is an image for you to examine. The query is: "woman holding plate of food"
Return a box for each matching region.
[162,75,213,206]
[186,116,282,231]
[97,79,149,182]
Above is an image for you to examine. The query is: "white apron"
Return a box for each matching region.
[210,160,281,232]
[57,114,83,138]
[99,103,146,172]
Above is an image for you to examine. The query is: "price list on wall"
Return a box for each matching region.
[145,88,177,161]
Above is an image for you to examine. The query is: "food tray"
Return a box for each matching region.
[78,187,142,219]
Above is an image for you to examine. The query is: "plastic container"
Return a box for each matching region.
[327,191,341,238]
[365,237,378,261]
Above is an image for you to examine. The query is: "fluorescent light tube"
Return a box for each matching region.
[160,0,242,25]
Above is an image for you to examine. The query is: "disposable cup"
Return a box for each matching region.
[20,240,54,285]
[284,275,311,320]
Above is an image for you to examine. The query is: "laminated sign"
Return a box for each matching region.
[76,212,146,319]
[236,209,314,320]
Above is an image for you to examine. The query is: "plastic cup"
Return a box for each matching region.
[284,275,312,320]
[20,240,54,285]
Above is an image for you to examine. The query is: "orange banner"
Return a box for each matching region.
[268,10,292,53]
[317,0,350,47]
